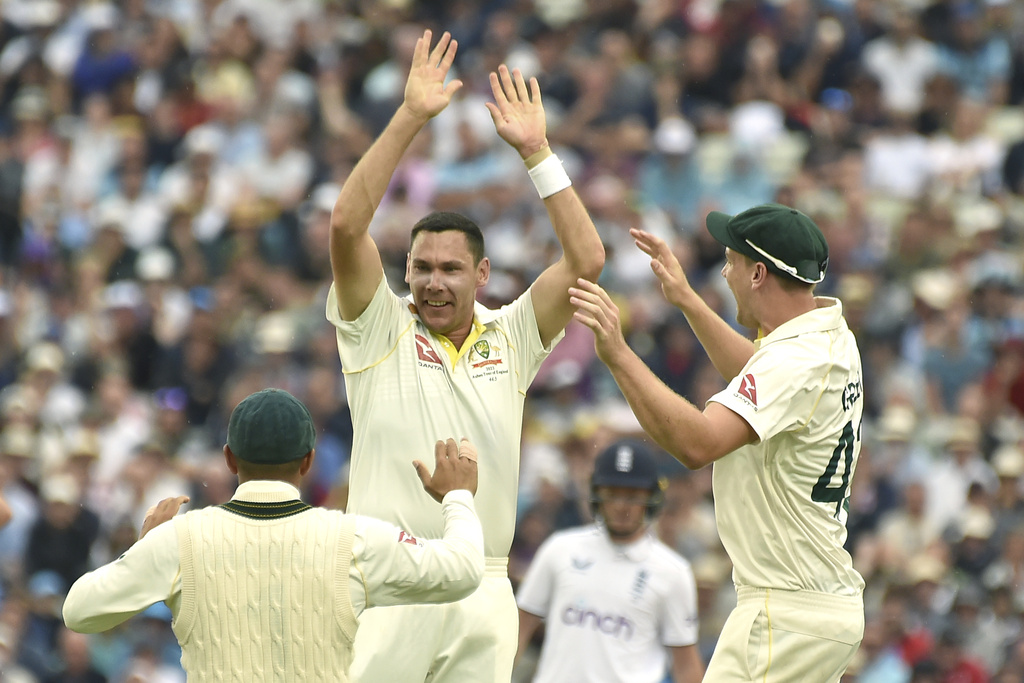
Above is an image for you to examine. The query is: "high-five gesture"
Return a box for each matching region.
[403,30,463,123]
[485,65,548,160]
[569,278,629,366]
[631,228,696,310]
[413,438,480,503]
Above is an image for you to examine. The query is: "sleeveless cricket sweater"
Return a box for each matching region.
[172,501,358,682]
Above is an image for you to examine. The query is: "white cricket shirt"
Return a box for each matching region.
[328,276,560,559]
[708,297,865,596]
[517,525,699,683]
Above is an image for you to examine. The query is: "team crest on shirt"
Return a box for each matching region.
[468,338,508,379]
[397,530,423,547]
[630,569,649,602]
[415,334,443,369]
[736,373,758,410]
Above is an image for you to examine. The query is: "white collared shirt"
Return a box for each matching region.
[517,525,698,683]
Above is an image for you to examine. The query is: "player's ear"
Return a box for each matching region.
[223,445,239,475]
[298,449,316,477]
[476,256,490,288]
[405,252,412,284]
[751,262,768,288]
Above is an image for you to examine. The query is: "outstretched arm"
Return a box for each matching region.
[329,30,463,321]
[486,66,604,347]
[633,228,755,380]
[570,279,756,469]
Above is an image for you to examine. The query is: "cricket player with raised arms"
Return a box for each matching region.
[570,204,865,682]
[327,29,604,683]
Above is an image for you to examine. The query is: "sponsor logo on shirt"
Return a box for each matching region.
[571,557,594,571]
[736,373,758,408]
[415,334,443,368]
[561,606,635,640]
[397,530,422,547]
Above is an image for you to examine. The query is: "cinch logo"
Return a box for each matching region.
[561,607,634,640]
[415,334,443,366]
[738,373,757,405]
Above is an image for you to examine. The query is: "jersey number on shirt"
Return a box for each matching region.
[811,420,858,519]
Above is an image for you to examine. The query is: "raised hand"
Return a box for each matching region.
[414,438,479,503]
[569,279,629,366]
[485,65,548,159]
[631,228,695,310]
[403,30,463,122]
[139,495,190,539]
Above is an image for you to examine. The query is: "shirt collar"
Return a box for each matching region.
[758,296,845,346]
[232,480,302,503]
[596,524,655,561]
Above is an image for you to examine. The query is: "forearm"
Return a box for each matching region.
[63,525,179,633]
[368,491,484,607]
[675,292,755,381]
[515,610,543,667]
[541,186,605,280]
[330,105,426,240]
[603,345,719,469]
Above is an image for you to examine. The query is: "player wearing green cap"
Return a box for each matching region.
[63,388,486,682]
[570,204,865,682]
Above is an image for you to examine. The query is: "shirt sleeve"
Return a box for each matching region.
[658,557,700,647]
[326,274,410,372]
[514,535,558,617]
[708,339,825,442]
[353,490,484,607]
[62,520,181,633]
[494,287,564,387]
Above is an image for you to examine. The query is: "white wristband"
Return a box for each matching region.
[527,154,572,199]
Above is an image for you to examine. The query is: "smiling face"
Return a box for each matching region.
[406,230,489,342]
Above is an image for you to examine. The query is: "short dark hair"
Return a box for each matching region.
[235,458,306,480]
[410,212,485,264]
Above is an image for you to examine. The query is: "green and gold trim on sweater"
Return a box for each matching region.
[218,499,312,519]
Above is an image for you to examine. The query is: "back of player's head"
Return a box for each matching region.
[590,439,668,518]
[410,211,485,264]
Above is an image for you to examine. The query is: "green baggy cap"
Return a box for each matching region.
[706,203,829,284]
[227,388,316,464]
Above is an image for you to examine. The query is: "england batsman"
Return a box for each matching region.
[570,204,865,682]
[326,30,604,682]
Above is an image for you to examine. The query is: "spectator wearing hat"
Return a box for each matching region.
[990,444,1024,543]
[636,116,702,234]
[25,473,100,592]
[925,417,997,535]
[0,425,40,579]
[63,388,486,682]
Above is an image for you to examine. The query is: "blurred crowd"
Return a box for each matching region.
[0,0,1022,681]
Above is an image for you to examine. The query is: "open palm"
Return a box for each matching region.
[485,65,547,159]
[404,30,463,121]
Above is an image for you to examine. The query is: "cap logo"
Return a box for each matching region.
[615,446,634,472]
[744,239,824,284]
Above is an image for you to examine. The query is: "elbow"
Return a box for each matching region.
[572,244,606,283]
[667,440,718,471]
[443,551,484,603]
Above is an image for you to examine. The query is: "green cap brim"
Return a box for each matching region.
[706,211,747,256]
